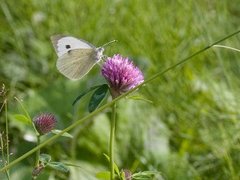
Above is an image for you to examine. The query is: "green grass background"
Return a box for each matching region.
[0,0,240,179]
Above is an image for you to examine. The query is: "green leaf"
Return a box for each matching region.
[96,171,110,179]
[13,114,31,124]
[127,95,153,104]
[51,129,73,139]
[121,171,126,180]
[103,154,120,176]
[47,162,69,173]
[61,163,84,168]
[39,154,51,165]
[88,84,109,112]
[132,171,160,179]
[14,97,32,122]
[72,85,103,106]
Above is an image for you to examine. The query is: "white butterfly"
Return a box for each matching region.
[51,35,104,80]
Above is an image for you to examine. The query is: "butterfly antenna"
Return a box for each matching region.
[102,40,118,48]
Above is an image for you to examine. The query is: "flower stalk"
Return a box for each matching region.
[102,54,144,179]
[1,85,10,180]
[109,102,117,180]
[5,100,10,168]
[35,135,41,167]
[32,113,57,178]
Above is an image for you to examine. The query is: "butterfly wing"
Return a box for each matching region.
[56,49,98,80]
[51,35,95,57]
[51,35,98,80]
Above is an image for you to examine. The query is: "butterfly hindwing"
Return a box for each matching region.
[56,49,98,80]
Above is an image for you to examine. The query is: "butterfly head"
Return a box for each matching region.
[96,47,104,61]
[96,40,117,61]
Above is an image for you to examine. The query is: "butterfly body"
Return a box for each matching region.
[51,35,104,80]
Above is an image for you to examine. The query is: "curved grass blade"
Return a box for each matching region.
[213,45,240,53]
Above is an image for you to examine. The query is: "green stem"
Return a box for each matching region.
[5,100,10,180]
[1,29,240,172]
[110,102,117,180]
[0,132,10,180]
[5,100,9,161]
[14,97,39,136]
[35,135,41,167]
[32,135,41,179]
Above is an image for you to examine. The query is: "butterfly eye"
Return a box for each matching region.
[66,45,71,49]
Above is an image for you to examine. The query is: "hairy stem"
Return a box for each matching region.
[110,102,117,180]
[0,92,10,179]
[0,132,10,180]
[35,135,41,167]
[5,100,9,162]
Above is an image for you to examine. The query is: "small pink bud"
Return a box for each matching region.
[32,164,44,177]
[33,113,57,135]
[123,169,132,180]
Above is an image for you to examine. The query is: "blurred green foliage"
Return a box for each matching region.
[0,0,240,179]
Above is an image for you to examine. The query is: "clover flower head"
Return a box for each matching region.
[33,113,57,135]
[101,54,144,98]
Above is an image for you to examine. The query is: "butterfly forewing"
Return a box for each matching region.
[56,49,97,80]
[50,35,65,53]
[51,35,95,57]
